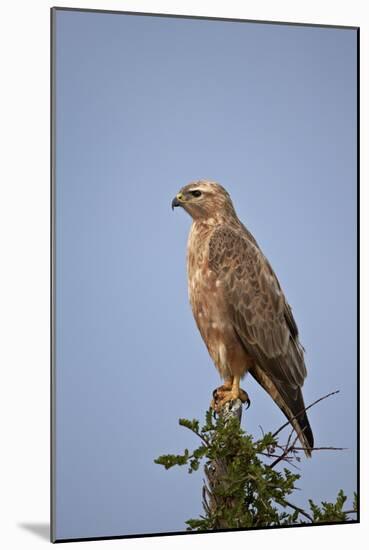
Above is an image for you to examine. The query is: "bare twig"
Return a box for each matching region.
[182,424,210,447]
[285,425,295,451]
[293,446,347,452]
[272,390,340,439]
[280,499,313,522]
[258,452,285,459]
[269,431,301,469]
[194,431,210,447]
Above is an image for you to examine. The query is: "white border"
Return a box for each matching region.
[0,1,366,549]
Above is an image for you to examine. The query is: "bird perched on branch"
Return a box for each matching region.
[172,180,314,456]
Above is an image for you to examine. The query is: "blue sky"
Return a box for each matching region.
[54,9,357,540]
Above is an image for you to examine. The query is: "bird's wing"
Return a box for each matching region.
[208,225,305,387]
[208,225,314,453]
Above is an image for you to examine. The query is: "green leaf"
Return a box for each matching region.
[154,408,357,529]
[179,418,200,433]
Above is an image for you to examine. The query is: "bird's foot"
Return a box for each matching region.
[210,383,231,409]
[210,386,250,413]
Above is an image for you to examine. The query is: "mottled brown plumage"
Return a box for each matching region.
[172,180,314,456]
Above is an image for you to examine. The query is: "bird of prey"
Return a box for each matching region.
[172,180,314,456]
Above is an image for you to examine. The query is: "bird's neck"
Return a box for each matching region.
[191,212,240,230]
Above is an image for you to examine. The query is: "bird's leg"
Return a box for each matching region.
[212,375,250,412]
[230,375,242,401]
[218,377,233,393]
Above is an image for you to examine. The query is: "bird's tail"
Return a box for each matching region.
[250,365,314,457]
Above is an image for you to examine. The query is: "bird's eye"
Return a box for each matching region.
[190,190,202,198]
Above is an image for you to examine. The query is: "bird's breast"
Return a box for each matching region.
[186,222,253,379]
[187,223,218,315]
[187,226,229,347]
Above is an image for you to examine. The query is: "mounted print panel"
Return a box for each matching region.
[51,7,359,542]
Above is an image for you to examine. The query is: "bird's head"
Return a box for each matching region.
[171,180,237,222]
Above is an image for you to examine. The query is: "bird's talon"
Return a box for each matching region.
[210,386,250,413]
[238,388,250,406]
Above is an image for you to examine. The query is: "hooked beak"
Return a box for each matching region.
[171,197,180,210]
[171,193,184,210]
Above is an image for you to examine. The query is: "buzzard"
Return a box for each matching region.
[172,180,314,456]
